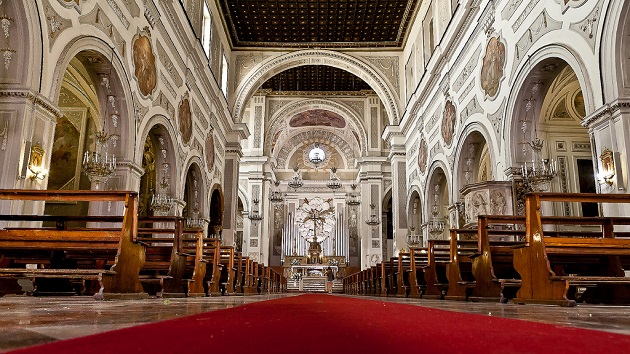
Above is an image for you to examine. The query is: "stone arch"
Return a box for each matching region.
[233,50,400,124]
[275,130,356,169]
[452,123,496,200]
[600,0,630,100]
[406,187,423,244]
[181,159,206,219]
[1,0,41,90]
[137,121,179,216]
[136,115,180,180]
[265,98,368,155]
[424,161,451,239]
[49,36,135,162]
[504,45,595,169]
[209,184,224,236]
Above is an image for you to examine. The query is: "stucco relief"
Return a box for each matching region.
[480,36,506,99]
[132,33,157,97]
[178,95,192,145]
[205,134,215,172]
[418,135,428,174]
[289,109,346,128]
[441,100,457,147]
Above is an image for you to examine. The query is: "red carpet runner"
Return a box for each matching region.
[10,294,630,353]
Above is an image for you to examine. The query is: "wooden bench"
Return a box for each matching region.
[0,190,146,300]
[513,193,630,306]
[444,229,479,301]
[421,240,451,299]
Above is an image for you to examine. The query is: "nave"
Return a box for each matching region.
[2,294,630,353]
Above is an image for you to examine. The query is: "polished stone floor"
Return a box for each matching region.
[1,293,630,352]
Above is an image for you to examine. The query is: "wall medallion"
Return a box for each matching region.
[132,34,157,97]
[441,100,457,147]
[418,135,428,174]
[178,96,192,144]
[480,36,506,99]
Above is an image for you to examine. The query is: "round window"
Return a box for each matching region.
[308,147,326,164]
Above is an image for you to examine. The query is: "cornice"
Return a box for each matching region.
[582,99,630,128]
[0,90,63,119]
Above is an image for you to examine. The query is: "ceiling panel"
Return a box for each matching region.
[217,0,421,48]
[260,65,372,92]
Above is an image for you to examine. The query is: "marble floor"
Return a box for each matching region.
[1,293,630,352]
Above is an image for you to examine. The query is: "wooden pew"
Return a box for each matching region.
[0,190,146,300]
[181,233,221,297]
[421,240,451,299]
[395,253,411,297]
[444,229,479,301]
[513,193,630,306]
[406,248,427,298]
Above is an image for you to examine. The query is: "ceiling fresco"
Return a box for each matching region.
[289,109,347,128]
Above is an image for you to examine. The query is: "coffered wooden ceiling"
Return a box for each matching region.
[261,65,372,92]
[217,0,421,48]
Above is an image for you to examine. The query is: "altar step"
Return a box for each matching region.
[287,277,343,293]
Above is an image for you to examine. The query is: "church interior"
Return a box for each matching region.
[2,0,630,352]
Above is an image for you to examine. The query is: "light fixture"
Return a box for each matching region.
[598,147,615,187]
[82,130,117,189]
[269,180,284,203]
[520,137,558,192]
[365,203,381,226]
[287,166,303,189]
[406,197,422,246]
[519,83,557,192]
[464,143,477,185]
[249,198,263,221]
[427,180,445,238]
[150,193,173,214]
[186,206,206,229]
[326,166,342,190]
[308,144,325,165]
[28,142,47,181]
[346,184,361,206]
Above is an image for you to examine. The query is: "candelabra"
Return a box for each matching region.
[150,193,173,214]
[427,182,445,238]
[150,160,174,214]
[82,130,117,189]
[406,226,422,247]
[186,205,206,229]
[287,166,303,189]
[249,198,263,221]
[346,185,361,206]
[365,203,381,226]
[327,166,342,190]
[520,137,558,192]
[269,180,284,203]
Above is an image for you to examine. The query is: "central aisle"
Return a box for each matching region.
[10,294,630,354]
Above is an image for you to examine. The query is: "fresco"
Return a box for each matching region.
[418,135,428,174]
[132,34,157,97]
[179,97,192,144]
[441,100,457,147]
[49,114,82,190]
[480,36,506,98]
[289,109,346,128]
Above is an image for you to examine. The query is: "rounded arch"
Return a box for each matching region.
[600,0,630,100]
[4,0,41,90]
[181,159,207,223]
[275,129,357,169]
[503,45,596,168]
[136,115,180,179]
[208,184,224,235]
[452,122,497,200]
[265,98,369,155]
[48,36,135,161]
[406,187,423,237]
[233,50,401,124]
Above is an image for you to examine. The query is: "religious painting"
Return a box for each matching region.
[418,135,428,174]
[48,109,87,190]
[480,36,506,99]
[132,34,157,97]
[205,134,215,172]
[441,100,456,147]
[178,96,192,144]
[289,109,346,128]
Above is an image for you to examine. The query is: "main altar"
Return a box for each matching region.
[282,198,347,289]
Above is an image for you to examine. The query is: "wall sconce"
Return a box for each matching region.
[598,148,615,187]
[28,143,47,181]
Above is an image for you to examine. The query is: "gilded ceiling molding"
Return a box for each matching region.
[233,49,401,126]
